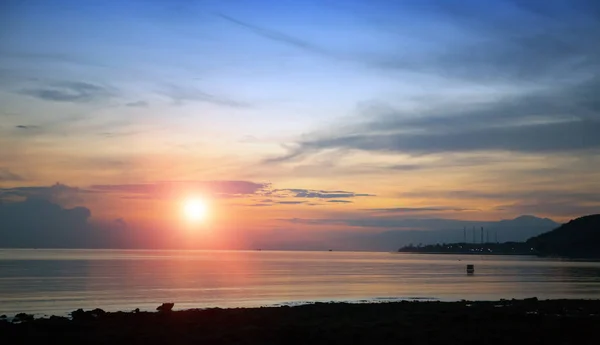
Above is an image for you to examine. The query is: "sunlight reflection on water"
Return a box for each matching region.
[1,249,600,316]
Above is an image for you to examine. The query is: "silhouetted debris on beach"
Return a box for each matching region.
[71,308,106,321]
[13,313,34,322]
[2,300,600,344]
[157,303,174,312]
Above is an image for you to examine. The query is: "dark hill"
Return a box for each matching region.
[527,214,600,258]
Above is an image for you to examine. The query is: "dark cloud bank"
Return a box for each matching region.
[0,197,560,251]
[0,199,93,248]
[0,198,192,249]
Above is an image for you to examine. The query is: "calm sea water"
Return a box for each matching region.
[1,249,600,316]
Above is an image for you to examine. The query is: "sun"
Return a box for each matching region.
[183,198,207,222]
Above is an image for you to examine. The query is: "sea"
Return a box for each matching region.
[1,249,600,317]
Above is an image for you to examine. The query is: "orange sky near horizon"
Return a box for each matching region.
[2,0,600,251]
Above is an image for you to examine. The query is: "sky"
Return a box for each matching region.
[1,0,599,250]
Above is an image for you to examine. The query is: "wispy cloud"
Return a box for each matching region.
[217,13,333,57]
[160,83,250,108]
[493,201,600,219]
[125,100,148,107]
[18,81,115,103]
[0,183,88,205]
[269,188,375,199]
[268,77,600,161]
[0,168,24,181]
[90,181,269,199]
[255,0,600,165]
[366,0,600,82]
[15,125,39,130]
[401,190,600,204]
[365,207,479,213]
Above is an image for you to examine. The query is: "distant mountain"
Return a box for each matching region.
[338,215,559,251]
[527,214,600,258]
[485,215,558,241]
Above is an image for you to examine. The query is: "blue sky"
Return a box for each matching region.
[1,0,600,249]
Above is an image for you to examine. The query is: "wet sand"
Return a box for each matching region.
[2,299,600,344]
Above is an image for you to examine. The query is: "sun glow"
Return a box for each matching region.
[183,198,207,222]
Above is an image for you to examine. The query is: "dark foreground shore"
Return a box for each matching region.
[3,299,600,345]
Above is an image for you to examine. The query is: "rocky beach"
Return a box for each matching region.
[3,299,600,344]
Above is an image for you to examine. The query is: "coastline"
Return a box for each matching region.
[3,299,600,344]
[395,251,537,256]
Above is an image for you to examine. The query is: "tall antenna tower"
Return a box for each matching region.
[480,227,484,244]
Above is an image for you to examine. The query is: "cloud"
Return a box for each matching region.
[219,1,600,85]
[0,183,87,205]
[401,190,600,204]
[0,199,92,248]
[0,168,24,181]
[385,155,504,172]
[125,100,148,107]
[252,0,600,163]
[0,50,109,69]
[494,201,600,219]
[269,77,600,160]
[99,130,143,138]
[362,0,600,82]
[160,83,250,108]
[244,195,363,206]
[248,203,273,207]
[18,81,114,103]
[15,125,39,130]
[0,199,134,249]
[90,181,269,199]
[276,201,305,205]
[365,207,478,213]
[239,135,260,143]
[271,188,375,199]
[0,182,373,210]
[217,14,332,57]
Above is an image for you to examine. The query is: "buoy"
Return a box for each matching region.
[466,264,475,274]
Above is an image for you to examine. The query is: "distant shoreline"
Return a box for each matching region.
[395,250,600,260]
[395,251,537,256]
[3,299,600,345]
[397,241,542,256]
